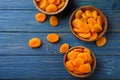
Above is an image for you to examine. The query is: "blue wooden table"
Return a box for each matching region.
[0,0,120,79]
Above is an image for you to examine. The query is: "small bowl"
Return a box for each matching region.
[69,6,107,42]
[64,46,96,78]
[33,0,69,15]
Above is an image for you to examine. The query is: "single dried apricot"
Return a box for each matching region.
[67,51,79,60]
[35,13,47,23]
[79,23,90,33]
[75,10,83,19]
[93,24,102,32]
[66,60,74,71]
[48,0,56,4]
[92,10,98,19]
[96,36,107,47]
[82,13,88,20]
[60,43,69,54]
[72,58,85,67]
[79,63,91,73]
[54,0,61,5]
[77,52,89,62]
[85,10,92,18]
[97,16,103,26]
[46,4,57,12]
[84,48,91,54]
[87,18,96,26]
[73,67,83,75]
[50,16,58,26]
[28,38,42,48]
[58,1,65,9]
[47,33,60,43]
[72,19,82,28]
[89,32,98,40]
[39,0,48,10]
[78,32,91,39]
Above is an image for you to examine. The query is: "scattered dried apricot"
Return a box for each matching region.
[96,36,107,47]
[35,13,47,23]
[60,43,69,54]
[47,33,60,43]
[28,38,42,48]
[49,16,59,26]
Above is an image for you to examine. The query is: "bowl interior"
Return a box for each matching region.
[69,6,107,42]
[64,46,96,78]
[33,0,69,15]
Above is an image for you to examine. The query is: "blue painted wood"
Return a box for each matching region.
[0,32,119,55]
[0,56,119,79]
[0,10,119,32]
[0,0,119,79]
[0,0,119,10]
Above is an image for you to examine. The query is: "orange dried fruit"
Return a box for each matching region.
[78,32,91,39]
[85,10,92,18]
[48,0,56,4]
[65,60,74,71]
[28,38,42,48]
[96,36,107,47]
[89,32,98,40]
[79,63,91,73]
[60,43,69,54]
[75,10,83,19]
[67,51,79,60]
[92,10,98,19]
[97,16,103,26]
[72,19,82,28]
[93,24,102,32]
[46,4,57,12]
[47,33,60,43]
[58,1,65,9]
[84,48,91,54]
[73,67,83,75]
[72,58,85,67]
[35,13,47,23]
[49,16,58,26]
[39,0,48,10]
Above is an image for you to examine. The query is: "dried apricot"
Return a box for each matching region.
[78,32,91,39]
[72,58,84,67]
[85,10,92,18]
[60,43,69,54]
[92,10,98,19]
[72,19,82,28]
[79,63,91,73]
[49,16,58,26]
[66,60,74,71]
[47,33,60,43]
[73,67,83,75]
[39,0,48,10]
[67,51,79,60]
[35,13,46,23]
[89,32,98,40]
[28,38,42,48]
[75,10,83,19]
[46,4,57,12]
[58,1,65,9]
[96,36,107,47]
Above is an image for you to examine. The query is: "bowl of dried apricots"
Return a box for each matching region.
[70,6,107,42]
[33,0,69,15]
[64,46,96,78]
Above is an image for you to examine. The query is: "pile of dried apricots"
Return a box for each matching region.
[72,9,103,40]
[65,48,93,75]
[36,0,66,13]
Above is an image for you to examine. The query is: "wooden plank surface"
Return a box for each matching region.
[0,0,120,79]
[0,56,120,79]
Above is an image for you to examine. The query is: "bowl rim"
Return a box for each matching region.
[33,0,69,15]
[69,6,108,42]
[63,46,96,78]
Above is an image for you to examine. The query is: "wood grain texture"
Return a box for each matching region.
[0,56,119,79]
[0,10,119,32]
[0,0,120,10]
[0,32,119,55]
